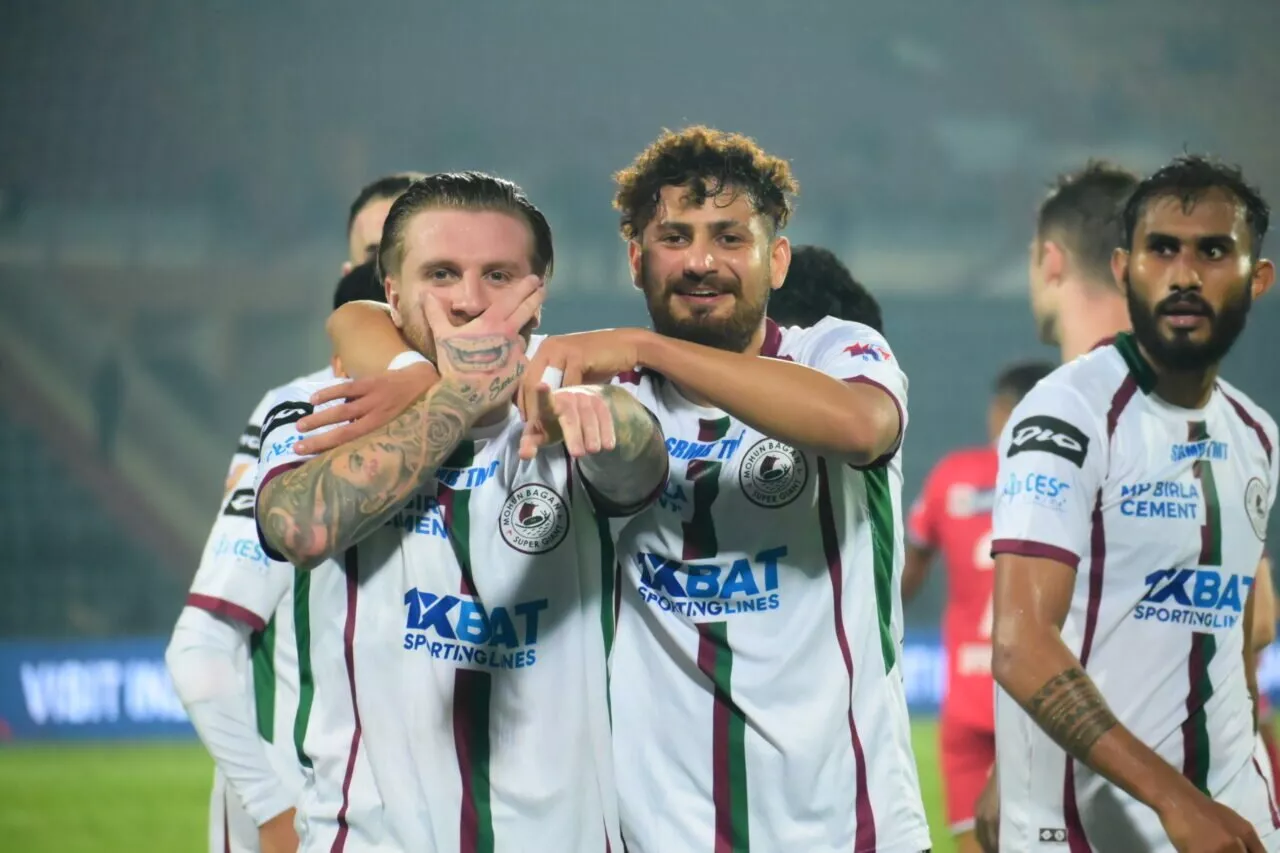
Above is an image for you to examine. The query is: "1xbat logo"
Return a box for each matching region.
[1006,416,1089,468]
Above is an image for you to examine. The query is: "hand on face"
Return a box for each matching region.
[422,275,544,411]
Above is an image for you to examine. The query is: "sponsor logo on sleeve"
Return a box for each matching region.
[1246,476,1269,540]
[222,488,256,519]
[844,342,892,362]
[260,401,314,443]
[999,471,1072,512]
[1006,415,1090,468]
[738,438,808,508]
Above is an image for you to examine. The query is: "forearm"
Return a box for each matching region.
[994,625,1196,812]
[901,544,934,603]
[260,377,484,568]
[327,300,414,379]
[166,610,295,825]
[635,331,896,464]
[577,386,668,509]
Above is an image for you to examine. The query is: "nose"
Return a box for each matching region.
[682,237,718,279]
[449,273,488,322]
[1168,247,1204,291]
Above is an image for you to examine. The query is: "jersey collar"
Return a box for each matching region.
[1111,332,1157,395]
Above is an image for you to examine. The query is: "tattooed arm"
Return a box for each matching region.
[574,386,668,514]
[991,553,1248,841]
[259,377,492,570]
[518,383,668,514]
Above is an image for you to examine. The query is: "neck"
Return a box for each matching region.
[1134,342,1219,409]
[671,317,770,407]
[1058,283,1131,362]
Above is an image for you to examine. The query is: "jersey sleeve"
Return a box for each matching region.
[187,465,293,631]
[907,460,945,550]
[990,383,1105,570]
[222,390,276,494]
[798,318,909,465]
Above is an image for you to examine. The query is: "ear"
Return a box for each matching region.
[532,306,543,331]
[385,275,405,329]
[331,353,346,379]
[340,261,354,276]
[1251,258,1276,300]
[1110,247,1130,292]
[627,240,644,292]
[1039,239,1067,289]
[769,236,791,290]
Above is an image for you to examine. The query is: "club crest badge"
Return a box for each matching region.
[500,483,570,554]
[738,438,808,508]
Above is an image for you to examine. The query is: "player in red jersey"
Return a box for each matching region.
[903,360,1054,853]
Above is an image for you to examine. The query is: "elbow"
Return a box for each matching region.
[990,618,1027,690]
[839,408,899,466]
[1255,621,1277,653]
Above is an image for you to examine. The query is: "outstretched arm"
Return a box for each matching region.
[520,383,668,514]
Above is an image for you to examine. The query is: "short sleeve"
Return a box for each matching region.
[187,465,293,630]
[222,390,276,493]
[253,380,345,561]
[799,319,909,463]
[991,383,1106,570]
[907,462,944,550]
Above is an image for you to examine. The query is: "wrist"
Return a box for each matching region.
[631,327,665,371]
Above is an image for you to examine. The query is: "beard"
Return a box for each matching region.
[1125,271,1252,372]
[639,251,769,353]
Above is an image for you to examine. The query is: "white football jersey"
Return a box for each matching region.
[254,367,625,852]
[992,333,1280,851]
[608,317,930,853]
[190,366,334,852]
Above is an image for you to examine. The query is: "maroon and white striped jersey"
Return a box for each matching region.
[607,317,930,853]
[992,332,1280,851]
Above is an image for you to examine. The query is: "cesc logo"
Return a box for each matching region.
[402,588,548,670]
[212,535,271,568]
[1135,568,1253,630]
[1000,471,1072,511]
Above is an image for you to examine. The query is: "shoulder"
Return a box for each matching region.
[1217,378,1277,438]
[780,316,895,363]
[260,377,347,440]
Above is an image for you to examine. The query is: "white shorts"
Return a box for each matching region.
[209,769,261,853]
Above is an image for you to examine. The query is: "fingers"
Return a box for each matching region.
[1243,829,1264,853]
[295,421,365,457]
[420,292,450,334]
[297,398,370,433]
[518,423,546,461]
[520,349,553,423]
[310,379,371,407]
[502,278,545,332]
[551,389,614,458]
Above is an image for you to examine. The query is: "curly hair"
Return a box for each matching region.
[613,126,798,241]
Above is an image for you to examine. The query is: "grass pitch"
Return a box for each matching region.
[0,720,956,852]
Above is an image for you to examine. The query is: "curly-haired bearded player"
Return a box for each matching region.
[517,127,931,853]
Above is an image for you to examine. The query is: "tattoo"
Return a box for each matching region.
[577,385,668,509]
[440,335,513,373]
[1025,667,1119,760]
[260,376,498,568]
